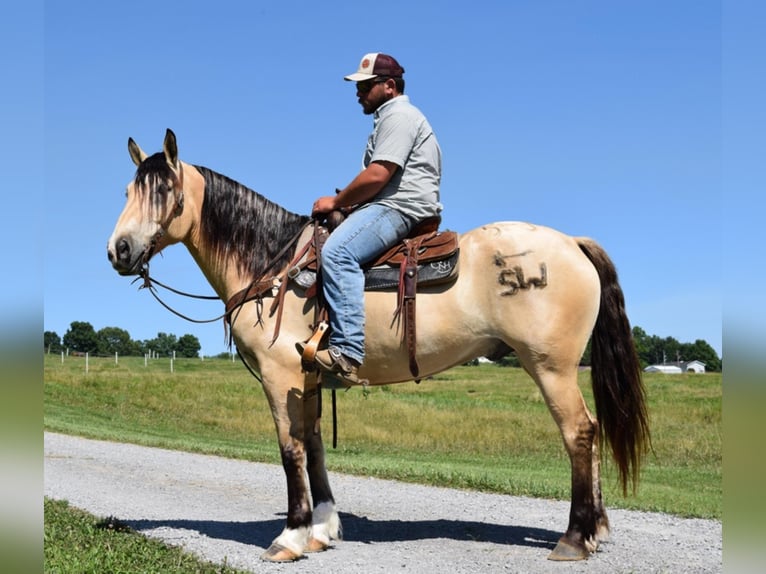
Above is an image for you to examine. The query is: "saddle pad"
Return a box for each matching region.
[364,250,460,291]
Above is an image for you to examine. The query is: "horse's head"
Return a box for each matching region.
[107,129,188,275]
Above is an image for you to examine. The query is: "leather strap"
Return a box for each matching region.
[268,235,315,345]
[399,237,424,379]
[225,279,275,316]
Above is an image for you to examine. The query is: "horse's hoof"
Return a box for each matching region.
[304,537,329,553]
[261,543,301,562]
[548,537,589,561]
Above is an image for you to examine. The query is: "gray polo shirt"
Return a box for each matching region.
[363,95,443,221]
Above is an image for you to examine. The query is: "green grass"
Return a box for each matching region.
[43,354,721,519]
[44,498,248,573]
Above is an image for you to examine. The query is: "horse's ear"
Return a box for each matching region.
[128,137,147,166]
[163,129,179,169]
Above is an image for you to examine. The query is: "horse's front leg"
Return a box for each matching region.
[258,371,340,562]
[261,422,313,561]
[304,386,342,552]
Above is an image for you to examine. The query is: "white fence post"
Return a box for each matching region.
[85,352,89,374]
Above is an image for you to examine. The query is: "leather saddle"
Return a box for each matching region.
[299,214,459,380]
[297,215,459,294]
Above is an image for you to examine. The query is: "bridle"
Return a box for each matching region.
[133,162,225,324]
[139,165,186,270]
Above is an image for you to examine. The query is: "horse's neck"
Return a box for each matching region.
[183,239,253,302]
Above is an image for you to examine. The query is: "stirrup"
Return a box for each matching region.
[297,321,328,370]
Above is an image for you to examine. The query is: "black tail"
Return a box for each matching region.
[578,238,651,495]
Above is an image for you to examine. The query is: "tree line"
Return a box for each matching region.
[490,326,722,372]
[45,321,721,371]
[629,326,721,371]
[44,321,202,359]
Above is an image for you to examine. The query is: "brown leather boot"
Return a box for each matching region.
[313,346,360,385]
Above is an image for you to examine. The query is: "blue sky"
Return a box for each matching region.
[30,1,728,358]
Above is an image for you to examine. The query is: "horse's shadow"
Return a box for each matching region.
[127,512,559,551]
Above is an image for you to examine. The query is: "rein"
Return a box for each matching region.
[132,270,226,324]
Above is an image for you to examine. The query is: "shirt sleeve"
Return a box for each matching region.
[369,110,418,168]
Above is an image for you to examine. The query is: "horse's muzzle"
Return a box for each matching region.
[107,237,146,276]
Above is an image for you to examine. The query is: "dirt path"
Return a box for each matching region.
[44,432,721,573]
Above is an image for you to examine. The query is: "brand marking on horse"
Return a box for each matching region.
[493,251,547,296]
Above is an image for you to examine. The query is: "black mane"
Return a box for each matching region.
[195,165,310,279]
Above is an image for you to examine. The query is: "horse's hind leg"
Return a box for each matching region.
[531,366,607,560]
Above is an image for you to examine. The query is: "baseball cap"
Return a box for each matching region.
[344,53,405,82]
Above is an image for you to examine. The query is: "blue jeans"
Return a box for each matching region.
[320,203,415,364]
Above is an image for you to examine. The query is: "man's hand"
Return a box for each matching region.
[312,195,338,217]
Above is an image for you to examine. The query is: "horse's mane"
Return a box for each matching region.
[194,165,310,279]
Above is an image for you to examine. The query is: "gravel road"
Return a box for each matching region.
[44,432,721,573]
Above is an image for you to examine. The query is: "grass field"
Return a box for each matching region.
[43,353,722,520]
[44,498,249,574]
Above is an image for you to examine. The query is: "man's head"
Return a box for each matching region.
[344,53,405,115]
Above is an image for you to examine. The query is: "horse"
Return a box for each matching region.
[107,129,649,563]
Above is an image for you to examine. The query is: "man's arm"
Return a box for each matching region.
[312,160,398,216]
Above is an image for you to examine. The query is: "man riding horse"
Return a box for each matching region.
[300,53,443,385]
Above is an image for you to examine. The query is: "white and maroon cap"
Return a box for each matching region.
[343,53,405,82]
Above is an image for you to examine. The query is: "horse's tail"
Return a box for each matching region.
[577,237,651,496]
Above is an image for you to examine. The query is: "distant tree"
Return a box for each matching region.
[497,352,521,367]
[631,326,650,368]
[680,339,722,372]
[62,321,99,353]
[135,340,150,356]
[44,331,62,353]
[96,326,134,356]
[640,333,674,366]
[147,332,178,357]
[176,334,201,358]
[661,336,682,363]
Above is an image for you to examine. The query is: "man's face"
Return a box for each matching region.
[355,78,394,115]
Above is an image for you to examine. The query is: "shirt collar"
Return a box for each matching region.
[374,94,409,120]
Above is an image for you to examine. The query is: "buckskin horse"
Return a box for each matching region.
[107,129,649,562]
